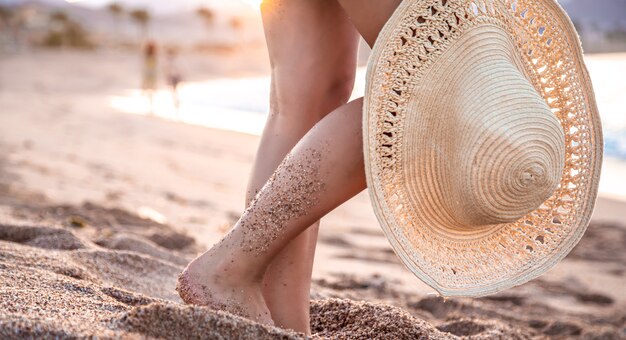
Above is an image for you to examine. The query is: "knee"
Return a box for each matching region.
[271,69,356,121]
[324,72,355,109]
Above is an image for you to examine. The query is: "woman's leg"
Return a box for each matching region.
[177,0,403,331]
[336,0,402,47]
[250,0,359,333]
[178,98,366,325]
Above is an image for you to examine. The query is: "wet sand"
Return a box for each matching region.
[0,50,625,338]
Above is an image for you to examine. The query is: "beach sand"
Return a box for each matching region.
[0,49,625,339]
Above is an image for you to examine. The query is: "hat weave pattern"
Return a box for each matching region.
[364,0,602,296]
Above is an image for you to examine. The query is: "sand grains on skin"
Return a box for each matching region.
[174,147,327,325]
[238,148,326,254]
[175,249,274,325]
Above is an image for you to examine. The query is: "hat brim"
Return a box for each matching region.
[363,0,603,297]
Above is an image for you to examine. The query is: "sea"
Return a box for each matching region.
[109,55,626,201]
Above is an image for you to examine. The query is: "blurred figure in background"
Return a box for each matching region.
[164,47,182,118]
[142,40,158,115]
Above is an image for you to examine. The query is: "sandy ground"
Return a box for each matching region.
[0,49,625,339]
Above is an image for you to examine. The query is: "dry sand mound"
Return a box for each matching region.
[0,222,303,339]
[1,200,625,339]
[312,272,626,339]
[0,221,449,339]
[115,303,302,339]
[311,298,452,339]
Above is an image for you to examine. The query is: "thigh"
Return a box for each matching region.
[337,0,402,47]
[261,0,360,116]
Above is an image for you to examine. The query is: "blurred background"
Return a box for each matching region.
[1,0,624,142]
[0,0,624,141]
[3,0,623,208]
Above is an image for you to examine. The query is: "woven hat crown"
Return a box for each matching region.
[401,24,566,232]
[441,50,566,229]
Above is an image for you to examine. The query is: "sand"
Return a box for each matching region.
[0,49,625,339]
[1,210,624,338]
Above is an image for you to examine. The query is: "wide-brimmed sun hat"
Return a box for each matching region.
[363,0,602,297]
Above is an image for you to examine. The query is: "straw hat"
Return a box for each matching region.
[363,0,602,297]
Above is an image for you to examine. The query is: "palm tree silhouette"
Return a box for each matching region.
[196,7,215,27]
[130,8,150,42]
[106,2,124,43]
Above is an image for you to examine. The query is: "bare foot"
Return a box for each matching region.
[176,252,274,325]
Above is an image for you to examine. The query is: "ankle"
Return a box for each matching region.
[198,247,265,285]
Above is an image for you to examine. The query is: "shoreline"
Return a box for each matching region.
[107,52,626,203]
